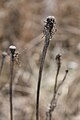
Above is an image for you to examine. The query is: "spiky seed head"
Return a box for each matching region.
[9,45,16,55]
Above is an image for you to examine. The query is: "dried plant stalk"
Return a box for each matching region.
[9,45,16,120]
[46,55,68,120]
[36,16,56,120]
[0,51,7,76]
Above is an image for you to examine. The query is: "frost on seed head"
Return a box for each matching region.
[46,16,55,20]
[9,45,16,55]
[9,45,16,50]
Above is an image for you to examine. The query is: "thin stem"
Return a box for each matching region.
[46,56,68,120]
[53,55,61,97]
[0,52,7,76]
[36,16,56,120]
[50,55,61,106]
[46,55,61,120]
[36,32,50,120]
[0,56,5,76]
[56,70,68,93]
[10,54,14,120]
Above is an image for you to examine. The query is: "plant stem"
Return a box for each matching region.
[9,45,16,120]
[36,32,51,120]
[10,53,14,120]
[36,16,56,120]
[0,51,7,76]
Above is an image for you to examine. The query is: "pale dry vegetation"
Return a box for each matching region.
[0,0,80,120]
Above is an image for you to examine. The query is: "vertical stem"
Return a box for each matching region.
[36,16,56,120]
[0,56,5,76]
[0,52,7,76]
[10,54,14,120]
[36,32,50,120]
[51,55,61,105]
[54,60,60,96]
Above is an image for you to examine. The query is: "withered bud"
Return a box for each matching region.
[2,51,7,58]
[46,16,56,24]
[65,69,68,73]
[9,45,16,55]
[55,54,61,65]
[44,16,56,35]
[56,54,61,61]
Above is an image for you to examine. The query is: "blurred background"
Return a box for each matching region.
[0,0,80,120]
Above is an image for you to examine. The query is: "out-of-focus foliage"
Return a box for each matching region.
[0,0,80,120]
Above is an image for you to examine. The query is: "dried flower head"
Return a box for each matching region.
[43,16,56,38]
[46,16,56,24]
[2,51,7,57]
[9,45,16,55]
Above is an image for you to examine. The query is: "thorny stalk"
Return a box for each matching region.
[36,16,56,120]
[9,45,16,120]
[46,55,68,120]
[0,51,7,76]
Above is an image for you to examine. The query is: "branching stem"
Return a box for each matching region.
[46,55,68,120]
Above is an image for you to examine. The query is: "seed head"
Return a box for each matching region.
[44,16,56,37]
[2,51,7,57]
[46,16,56,24]
[9,45,16,55]
[66,69,68,73]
